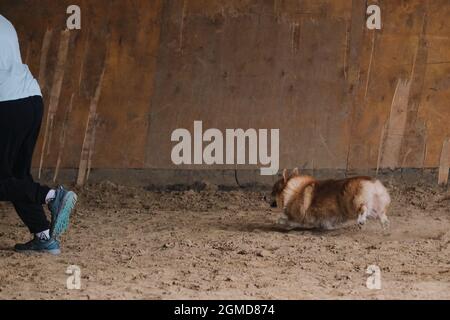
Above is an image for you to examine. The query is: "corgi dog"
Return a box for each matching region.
[269,169,391,230]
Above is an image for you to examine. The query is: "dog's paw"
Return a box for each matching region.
[381,219,390,230]
[277,217,288,226]
[357,214,367,227]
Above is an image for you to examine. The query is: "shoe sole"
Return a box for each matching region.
[52,192,78,238]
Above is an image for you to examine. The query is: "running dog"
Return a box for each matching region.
[269,169,391,230]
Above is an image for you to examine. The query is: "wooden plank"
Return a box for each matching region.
[38,28,53,88]
[379,79,411,169]
[77,67,105,186]
[53,94,74,182]
[438,138,450,186]
[38,30,71,178]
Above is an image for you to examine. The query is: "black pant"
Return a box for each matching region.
[0,96,50,234]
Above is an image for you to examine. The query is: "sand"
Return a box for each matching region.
[0,180,449,299]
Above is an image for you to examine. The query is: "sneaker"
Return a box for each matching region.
[14,237,61,255]
[48,186,78,238]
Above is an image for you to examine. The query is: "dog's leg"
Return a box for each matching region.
[321,220,337,230]
[277,214,305,230]
[277,213,289,226]
[357,205,369,227]
[285,220,305,230]
[379,212,390,229]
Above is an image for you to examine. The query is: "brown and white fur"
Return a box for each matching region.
[269,169,391,230]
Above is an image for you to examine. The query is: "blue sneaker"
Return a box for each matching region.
[48,186,78,238]
[15,237,61,255]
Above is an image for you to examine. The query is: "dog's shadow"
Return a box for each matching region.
[222,221,355,236]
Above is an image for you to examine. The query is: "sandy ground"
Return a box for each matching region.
[0,179,449,300]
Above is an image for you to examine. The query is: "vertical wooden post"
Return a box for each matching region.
[438,138,450,186]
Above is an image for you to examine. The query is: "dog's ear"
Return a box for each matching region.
[292,167,299,176]
[283,169,288,183]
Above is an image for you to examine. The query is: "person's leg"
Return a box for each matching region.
[13,96,77,241]
[0,97,76,254]
[0,97,60,254]
[0,97,51,233]
[0,98,50,203]
[0,97,59,254]
[11,96,50,235]
[0,177,50,204]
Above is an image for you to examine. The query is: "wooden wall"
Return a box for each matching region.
[1,0,449,182]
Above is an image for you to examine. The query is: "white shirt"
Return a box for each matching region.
[0,14,41,102]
